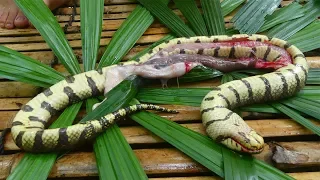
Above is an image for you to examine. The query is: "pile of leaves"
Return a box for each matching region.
[1,0,319,179]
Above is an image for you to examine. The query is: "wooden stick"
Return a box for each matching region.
[0,82,40,98]
[3,34,166,52]
[0,142,318,179]
[0,28,169,44]
[149,172,320,180]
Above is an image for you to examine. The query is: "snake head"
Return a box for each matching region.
[219,130,264,154]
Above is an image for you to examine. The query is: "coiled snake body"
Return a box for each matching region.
[11,34,308,153]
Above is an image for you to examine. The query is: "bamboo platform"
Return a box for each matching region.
[0,0,320,179]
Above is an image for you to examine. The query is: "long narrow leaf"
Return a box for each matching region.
[271,103,320,136]
[288,20,320,52]
[136,88,210,106]
[281,97,320,120]
[201,0,226,35]
[223,150,258,180]
[7,102,82,180]
[0,46,64,87]
[173,0,208,36]
[81,0,104,71]
[267,1,320,40]
[231,0,281,34]
[178,65,223,83]
[14,0,81,75]
[98,1,170,68]
[259,2,304,32]
[221,0,246,16]
[85,98,147,179]
[137,0,196,37]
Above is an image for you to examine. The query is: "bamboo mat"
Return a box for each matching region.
[0,0,319,179]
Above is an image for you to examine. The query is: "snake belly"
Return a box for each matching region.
[11,34,308,153]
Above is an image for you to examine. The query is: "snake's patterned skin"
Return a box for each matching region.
[11,34,308,153]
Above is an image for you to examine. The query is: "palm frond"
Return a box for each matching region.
[221,0,246,16]
[0,46,64,87]
[3,1,320,180]
[173,0,208,35]
[288,20,320,52]
[267,0,320,40]
[136,0,195,37]
[271,103,320,136]
[14,0,81,74]
[259,2,304,32]
[98,3,164,67]
[81,0,104,71]
[179,65,223,83]
[223,150,258,180]
[201,0,226,35]
[231,0,281,34]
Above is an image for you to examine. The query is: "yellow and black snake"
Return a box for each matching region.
[11,34,308,153]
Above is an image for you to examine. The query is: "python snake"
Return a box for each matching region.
[11,34,308,153]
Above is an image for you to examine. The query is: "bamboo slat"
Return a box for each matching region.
[0,141,318,179]
[0,82,40,98]
[150,172,320,180]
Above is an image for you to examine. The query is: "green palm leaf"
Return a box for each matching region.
[173,0,208,36]
[288,20,320,52]
[0,46,64,87]
[221,0,246,16]
[81,0,104,71]
[259,2,304,32]
[232,0,281,34]
[201,0,226,35]
[98,0,170,68]
[267,0,320,40]
[3,0,320,179]
[136,0,195,37]
[14,0,81,75]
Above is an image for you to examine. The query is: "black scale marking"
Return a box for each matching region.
[259,77,272,101]
[86,75,101,96]
[29,116,46,126]
[41,101,58,115]
[227,86,241,105]
[33,130,44,151]
[21,105,33,112]
[275,72,289,98]
[241,80,253,102]
[205,111,234,128]
[43,88,53,97]
[63,86,82,104]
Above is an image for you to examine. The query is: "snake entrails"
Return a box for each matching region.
[11,34,308,153]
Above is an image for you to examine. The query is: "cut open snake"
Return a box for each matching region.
[11,34,308,153]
